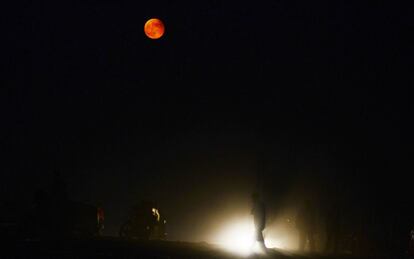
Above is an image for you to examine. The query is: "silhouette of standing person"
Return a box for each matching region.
[251,192,267,251]
[296,199,316,252]
[325,198,340,254]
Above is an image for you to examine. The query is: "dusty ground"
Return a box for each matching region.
[0,237,402,259]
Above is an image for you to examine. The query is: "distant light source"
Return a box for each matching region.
[212,218,289,256]
[214,219,255,256]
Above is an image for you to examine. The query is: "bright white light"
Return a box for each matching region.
[265,238,283,249]
[212,217,295,255]
[213,218,255,256]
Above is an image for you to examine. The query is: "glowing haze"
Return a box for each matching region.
[211,216,297,256]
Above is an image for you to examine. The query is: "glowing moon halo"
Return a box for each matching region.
[144,18,165,39]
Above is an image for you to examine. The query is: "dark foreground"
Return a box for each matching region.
[0,237,406,259]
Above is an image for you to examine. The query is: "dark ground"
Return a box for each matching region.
[0,237,404,259]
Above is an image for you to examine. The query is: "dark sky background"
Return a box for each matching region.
[2,1,412,241]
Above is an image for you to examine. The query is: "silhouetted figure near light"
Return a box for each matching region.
[325,198,340,254]
[251,192,267,252]
[119,200,158,240]
[148,202,167,240]
[296,199,316,252]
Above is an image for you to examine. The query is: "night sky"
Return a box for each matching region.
[2,1,412,241]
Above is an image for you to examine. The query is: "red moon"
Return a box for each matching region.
[144,18,165,39]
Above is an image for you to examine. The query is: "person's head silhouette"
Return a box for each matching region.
[252,192,260,202]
